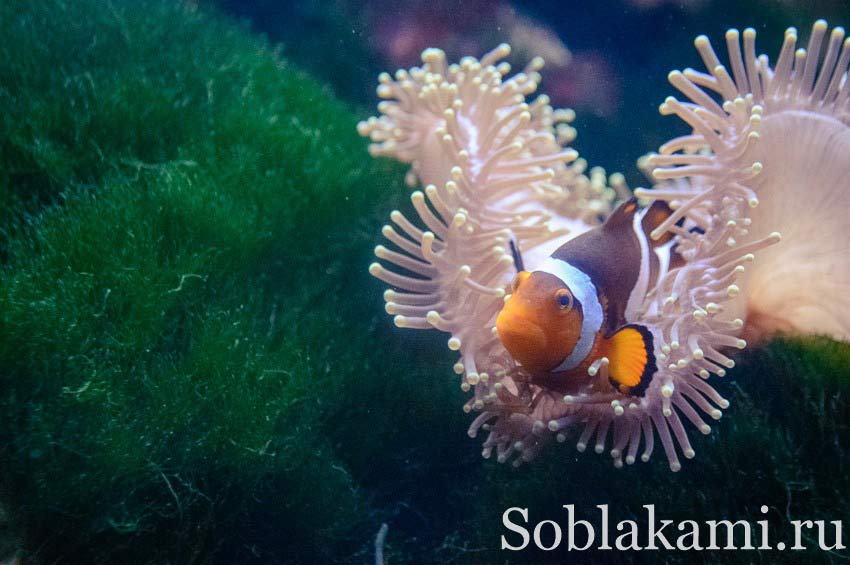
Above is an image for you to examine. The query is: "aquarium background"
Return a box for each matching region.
[0,0,849,563]
[213,0,848,186]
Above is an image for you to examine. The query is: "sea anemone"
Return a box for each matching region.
[638,20,850,341]
[361,21,846,472]
[360,43,617,359]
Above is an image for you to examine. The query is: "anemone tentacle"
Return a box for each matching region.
[361,33,808,471]
[361,45,615,385]
[638,20,850,340]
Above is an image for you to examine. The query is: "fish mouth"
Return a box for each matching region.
[496,309,548,369]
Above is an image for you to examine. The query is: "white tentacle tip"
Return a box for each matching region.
[421,47,445,62]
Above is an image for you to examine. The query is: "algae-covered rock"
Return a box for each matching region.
[2,1,850,563]
[0,0,438,561]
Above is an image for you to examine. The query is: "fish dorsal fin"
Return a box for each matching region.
[641,200,675,245]
[602,197,639,233]
[606,324,655,396]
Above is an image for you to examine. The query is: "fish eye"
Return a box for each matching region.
[556,289,573,311]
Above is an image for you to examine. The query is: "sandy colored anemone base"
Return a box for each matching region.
[361,32,799,471]
[638,20,850,341]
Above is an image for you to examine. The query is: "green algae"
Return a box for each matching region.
[0,0,420,561]
[1,1,850,563]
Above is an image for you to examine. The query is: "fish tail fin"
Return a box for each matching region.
[606,324,655,396]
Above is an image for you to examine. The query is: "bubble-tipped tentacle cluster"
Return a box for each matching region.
[360,22,843,471]
[463,218,778,472]
[362,44,617,393]
[638,20,850,340]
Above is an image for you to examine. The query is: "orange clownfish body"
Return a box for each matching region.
[496,199,677,395]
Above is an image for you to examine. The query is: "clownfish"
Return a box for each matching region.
[496,198,677,395]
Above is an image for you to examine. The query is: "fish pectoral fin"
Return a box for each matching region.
[606,324,655,394]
